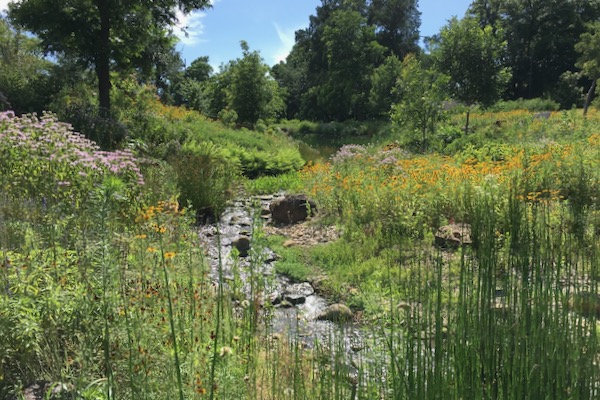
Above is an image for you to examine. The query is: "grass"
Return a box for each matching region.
[0,107,598,399]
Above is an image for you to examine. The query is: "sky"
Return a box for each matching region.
[1,0,473,69]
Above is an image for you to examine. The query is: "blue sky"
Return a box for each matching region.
[1,0,473,69]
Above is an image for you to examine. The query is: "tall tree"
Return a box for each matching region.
[228,41,284,127]
[369,54,403,117]
[185,56,213,83]
[434,17,510,133]
[469,0,600,101]
[368,0,421,58]
[9,0,211,116]
[315,8,384,120]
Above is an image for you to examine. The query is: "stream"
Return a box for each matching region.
[197,194,384,369]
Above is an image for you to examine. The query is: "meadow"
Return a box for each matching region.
[1,106,598,399]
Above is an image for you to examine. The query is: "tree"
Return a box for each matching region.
[468,0,600,101]
[576,22,600,116]
[368,0,421,58]
[369,54,403,117]
[207,42,284,127]
[185,56,213,83]
[0,16,56,114]
[434,17,510,133]
[9,0,211,117]
[320,8,384,120]
[271,35,310,119]
[391,54,447,152]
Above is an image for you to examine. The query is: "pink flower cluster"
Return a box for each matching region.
[0,111,145,188]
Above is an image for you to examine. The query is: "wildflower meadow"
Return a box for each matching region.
[1,107,599,399]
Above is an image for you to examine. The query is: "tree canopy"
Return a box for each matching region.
[434,17,510,132]
[9,0,211,116]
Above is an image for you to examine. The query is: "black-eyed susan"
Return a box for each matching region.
[164,252,176,260]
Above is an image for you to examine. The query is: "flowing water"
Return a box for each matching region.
[197,195,384,369]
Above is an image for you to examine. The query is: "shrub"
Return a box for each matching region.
[0,111,144,211]
[170,140,240,216]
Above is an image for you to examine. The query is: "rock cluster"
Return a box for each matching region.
[269,194,317,224]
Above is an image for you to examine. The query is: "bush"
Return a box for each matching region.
[170,140,240,216]
[0,111,144,211]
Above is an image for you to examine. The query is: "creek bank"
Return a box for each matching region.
[197,193,372,358]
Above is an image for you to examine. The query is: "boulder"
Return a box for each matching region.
[317,303,353,322]
[270,194,317,224]
[284,282,315,305]
[232,235,251,257]
[434,223,472,249]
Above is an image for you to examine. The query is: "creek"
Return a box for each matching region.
[197,194,385,369]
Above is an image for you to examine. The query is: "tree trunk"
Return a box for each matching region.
[583,79,596,117]
[465,108,471,135]
[96,0,111,117]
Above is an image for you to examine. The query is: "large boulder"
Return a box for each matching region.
[270,194,317,224]
[317,303,353,322]
[434,223,472,249]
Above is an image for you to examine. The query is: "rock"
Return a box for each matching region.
[317,303,353,322]
[16,381,72,400]
[268,291,282,305]
[270,194,317,224]
[434,223,472,249]
[284,282,315,305]
[283,239,297,248]
[232,235,251,257]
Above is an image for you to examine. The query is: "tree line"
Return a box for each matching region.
[2,0,600,135]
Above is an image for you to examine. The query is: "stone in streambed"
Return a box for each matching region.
[232,235,251,257]
[317,303,353,322]
[434,223,472,249]
[284,282,315,305]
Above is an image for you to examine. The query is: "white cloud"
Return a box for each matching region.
[174,0,220,46]
[272,23,297,64]
[0,0,14,13]
[175,9,207,45]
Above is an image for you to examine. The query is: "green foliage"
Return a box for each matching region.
[227,41,285,127]
[367,0,421,58]
[576,21,600,113]
[0,17,57,114]
[243,171,303,195]
[469,0,600,101]
[435,17,510,110]
[169,140,239,214]
[490,98,560,112]
[9,0,211,116]
[390,54,448,152]
[184,55,213,83]
[369,54,403,117]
